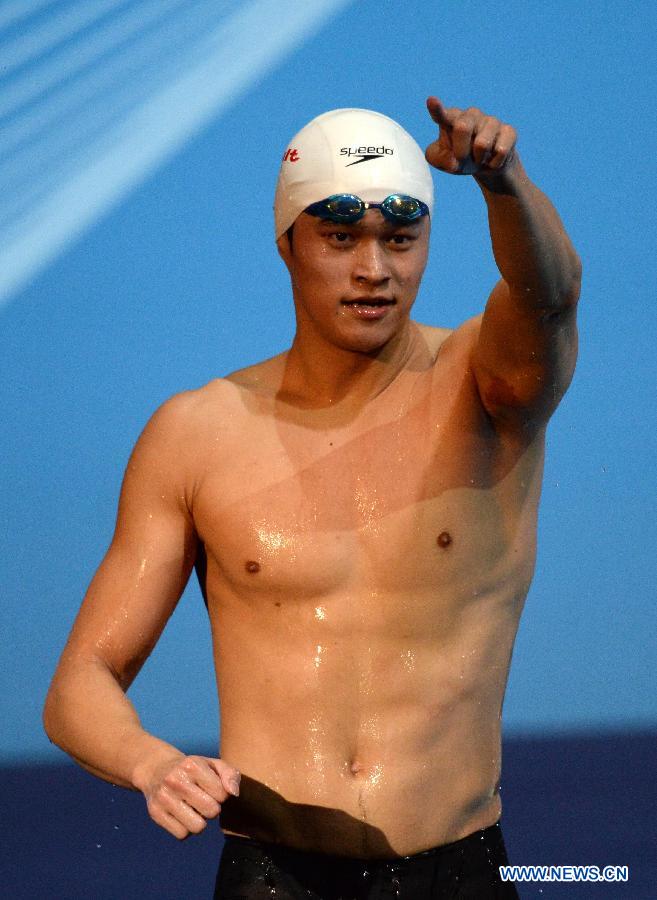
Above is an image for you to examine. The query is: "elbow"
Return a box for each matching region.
[564,251,582,306]
[549,249,582,312]
[42,687,62,747]
[542,260,581,318]
[43,678,74,750]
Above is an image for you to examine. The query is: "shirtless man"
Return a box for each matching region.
[44,97,581,898]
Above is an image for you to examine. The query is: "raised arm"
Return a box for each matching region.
[425,96,582,432]
[43,393,240,838]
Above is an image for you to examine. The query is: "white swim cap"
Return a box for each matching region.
[274,108,434,239]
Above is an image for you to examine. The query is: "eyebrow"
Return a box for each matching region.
[316,218,422,233]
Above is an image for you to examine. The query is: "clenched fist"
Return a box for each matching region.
[136,752,241,840]
[425,96,518,178]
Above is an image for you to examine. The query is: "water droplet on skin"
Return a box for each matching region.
[254,521,295,561]
[401,648,415,671]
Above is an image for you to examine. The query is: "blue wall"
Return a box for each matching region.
[2,0,656,765]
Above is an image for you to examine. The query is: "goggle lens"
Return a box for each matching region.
[383,195,423,220]
[324,195,364,220]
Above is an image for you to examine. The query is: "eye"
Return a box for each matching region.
[328,231,353,244]
[388,233,414,246]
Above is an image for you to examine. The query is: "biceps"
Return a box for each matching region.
[59,393,202,684]
[65,511,197,688]
[471,279,579,426]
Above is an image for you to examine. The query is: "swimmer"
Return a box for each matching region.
[44,96,581,898]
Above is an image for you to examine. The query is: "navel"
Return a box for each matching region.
[245,560,261,574]
[437,531,453,549]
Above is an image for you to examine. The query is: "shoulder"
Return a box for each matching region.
[136,378,242,454]
[413,322,452,359]
[414,315,483,366]
[437,314,483,355]
[223,351,287,397]
[140,386,211,442]
[141,353,286,446]
[126,380,249,510]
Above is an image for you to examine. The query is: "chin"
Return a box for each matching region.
[334,321,399,354]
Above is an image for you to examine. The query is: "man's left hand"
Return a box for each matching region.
[425,97,518,179]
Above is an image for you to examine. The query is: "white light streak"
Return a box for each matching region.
[0,0,353,308]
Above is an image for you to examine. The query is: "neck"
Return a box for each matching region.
[281,319,419,410]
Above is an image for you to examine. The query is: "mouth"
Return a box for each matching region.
[340,297,396,308]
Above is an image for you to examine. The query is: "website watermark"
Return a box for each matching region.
[499,864,629,883]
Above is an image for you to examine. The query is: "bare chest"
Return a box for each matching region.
[191,381,543,602]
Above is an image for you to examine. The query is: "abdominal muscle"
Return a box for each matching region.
[187,346,543,856]
[209,571,523,858]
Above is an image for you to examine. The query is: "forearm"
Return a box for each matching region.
[44,655,183,791]
[475,156,582,308]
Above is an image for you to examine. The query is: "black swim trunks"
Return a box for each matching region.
[214,821,519,899]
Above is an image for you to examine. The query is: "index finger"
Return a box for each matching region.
[426,96,457,128]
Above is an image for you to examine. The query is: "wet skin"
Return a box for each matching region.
[182,210,547,855]
[191,330,543,856]
[43,100,580,857]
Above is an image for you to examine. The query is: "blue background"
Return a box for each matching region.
[2,0,655,770]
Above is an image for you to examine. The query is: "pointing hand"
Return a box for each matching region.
[425,97,518,178]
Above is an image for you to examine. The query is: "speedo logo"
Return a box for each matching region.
[340,145,394,166]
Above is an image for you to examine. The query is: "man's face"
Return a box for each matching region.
[277,208,430,354]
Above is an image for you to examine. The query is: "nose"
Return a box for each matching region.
[351,238,391,287]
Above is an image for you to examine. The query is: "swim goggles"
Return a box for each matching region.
[304,193,429,225]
